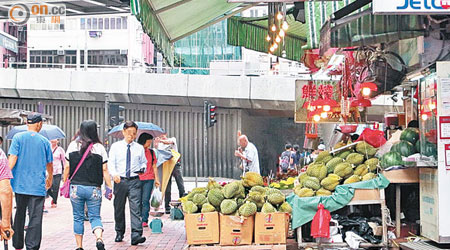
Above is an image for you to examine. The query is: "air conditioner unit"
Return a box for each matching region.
[57,50,64,55]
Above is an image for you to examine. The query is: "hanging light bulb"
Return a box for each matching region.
[313,114,321,122]
[320,112,328,119]
[266,35,271,41]
[269,46,275,52]
[279,29,285,37]
[421,113,429,121]
[273,43,278,49]
[429,101,436,110]
[271,24,276,32]
[275,36,281,43]
[282,21,289,30]
[362,87,371,97]
[282,50,286,58]
[276,12,283,20]
[323,105,331,112]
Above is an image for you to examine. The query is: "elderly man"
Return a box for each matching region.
[8,113,53,250]
[234,135,260,175]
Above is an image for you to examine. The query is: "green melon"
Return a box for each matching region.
[391,141,416,157]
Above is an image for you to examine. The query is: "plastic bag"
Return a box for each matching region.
[311,203,331,239]
[150,188,162,208]
[356,128,387,148]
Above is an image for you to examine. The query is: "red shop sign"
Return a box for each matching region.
[439,116,450,139]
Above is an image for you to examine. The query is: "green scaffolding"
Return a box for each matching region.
[173,20,242,75]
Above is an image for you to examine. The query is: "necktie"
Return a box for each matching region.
[126,144,131,178]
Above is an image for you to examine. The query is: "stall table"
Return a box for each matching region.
[382,168,420,238]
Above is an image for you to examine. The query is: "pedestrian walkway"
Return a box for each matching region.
[8,180,198,250]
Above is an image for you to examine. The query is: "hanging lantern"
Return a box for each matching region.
[279,29,285,37]
[282,21,289,30]
[350,98,372,108]
[360,82,378,97]
[273,43,278,49]
[269,46,275,52]
[266,35,271,41]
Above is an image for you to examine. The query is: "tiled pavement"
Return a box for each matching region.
[7,181,198,250]
[6,179,298,250]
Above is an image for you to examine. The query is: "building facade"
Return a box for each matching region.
[27,13,154,70]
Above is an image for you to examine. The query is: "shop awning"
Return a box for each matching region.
[227,9,308,62]
[131,0,251,65]
[305,0,426,52]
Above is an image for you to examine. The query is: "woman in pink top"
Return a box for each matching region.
[47,139,66,208]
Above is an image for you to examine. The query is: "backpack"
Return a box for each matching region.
[280,151,291,171]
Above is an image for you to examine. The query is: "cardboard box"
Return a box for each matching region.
[382,168,419,183]
[254,212,290,244]
[185,212,219,245]
[219,213,254,246]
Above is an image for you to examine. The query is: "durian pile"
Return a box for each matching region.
[181,173,292,217]
[294,141,379,198]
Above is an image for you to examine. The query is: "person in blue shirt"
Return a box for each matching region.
[8,113,53,250]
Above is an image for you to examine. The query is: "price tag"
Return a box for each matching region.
[446,144,450,170]
[439,116,450,139]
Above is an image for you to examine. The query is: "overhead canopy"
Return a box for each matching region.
[305,0,426,52]
[0,108,52,126]
[227,9,308,62]
[131,0,251,66]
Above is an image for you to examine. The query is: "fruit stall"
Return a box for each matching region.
[181,173,293,249]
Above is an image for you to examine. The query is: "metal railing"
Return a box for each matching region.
[0,61,312,77]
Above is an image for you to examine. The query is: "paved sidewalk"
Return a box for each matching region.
[7,181,205,250]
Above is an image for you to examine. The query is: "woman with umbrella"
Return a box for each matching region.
[137,133,160,227]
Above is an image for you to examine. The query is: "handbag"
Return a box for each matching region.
[60,143,93,198]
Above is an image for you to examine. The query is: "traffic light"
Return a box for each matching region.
[109,104,125,128]
[204,101,217,128]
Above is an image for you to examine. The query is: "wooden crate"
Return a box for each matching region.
[382,168,419,183]
[189,244,286,250]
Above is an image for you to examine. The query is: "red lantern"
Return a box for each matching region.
[350,98,372,108]
[360,82,378,97]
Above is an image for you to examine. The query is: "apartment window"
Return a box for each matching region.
[110,18,115,29]
[80,18,85,29]
[87,18,91,29]
[99,18,103,29]
[121,17,127,29]
[116,18,121,29]
[85,50,128,66]
[105,18,109,29]
[92,18,98,29]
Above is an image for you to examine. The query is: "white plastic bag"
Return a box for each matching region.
[150,188,162,208]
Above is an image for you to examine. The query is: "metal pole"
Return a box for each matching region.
[104,94,110,150]
[203,101,208,188]
[194,137,198,188]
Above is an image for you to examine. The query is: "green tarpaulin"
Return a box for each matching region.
[131,0,247,66]
[227,9,307,61]
[287,174,390,229]
[305,0,426,51]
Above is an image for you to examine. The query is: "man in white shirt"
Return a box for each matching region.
[108,121,147,246]
[234,135,260,175]
[155,133,186,214]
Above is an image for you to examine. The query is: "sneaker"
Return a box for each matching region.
[142,222,148,227]
[51,204,57,208]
